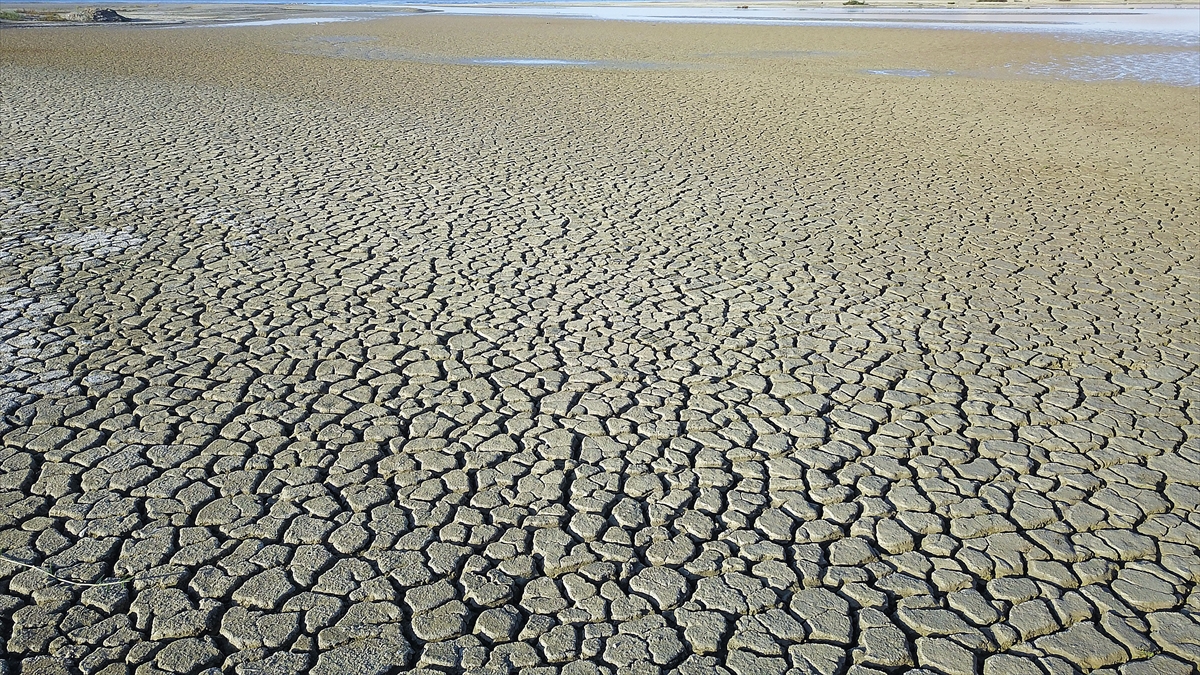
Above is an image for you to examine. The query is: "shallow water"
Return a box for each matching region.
[218,15,361,26]
[1022,50,1200,87]
[470,57,598,66]
[865,68,938,78]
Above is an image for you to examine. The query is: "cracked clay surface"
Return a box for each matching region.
[0,14,1198,675]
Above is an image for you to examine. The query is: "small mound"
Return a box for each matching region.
[66,7,130,22]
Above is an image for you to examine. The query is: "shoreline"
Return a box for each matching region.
[3,3,1199,28]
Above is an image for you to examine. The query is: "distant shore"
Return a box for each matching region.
[2,1,1198,30]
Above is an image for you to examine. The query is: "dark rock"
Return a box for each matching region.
[66,8,130,22]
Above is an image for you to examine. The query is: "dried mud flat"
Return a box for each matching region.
[1,15,1199,675]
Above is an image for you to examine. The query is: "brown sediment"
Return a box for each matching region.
[1,14,1198,675]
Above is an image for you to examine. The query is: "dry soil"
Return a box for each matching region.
[1,14,1198,675]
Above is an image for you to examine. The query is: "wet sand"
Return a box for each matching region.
[1,14,1198,675]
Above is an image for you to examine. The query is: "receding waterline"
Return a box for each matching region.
[865,68,938,78]
[218,16,360,26]
[470,57,597,66]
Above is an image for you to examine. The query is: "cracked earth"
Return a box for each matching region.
[0,14,1198,675]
